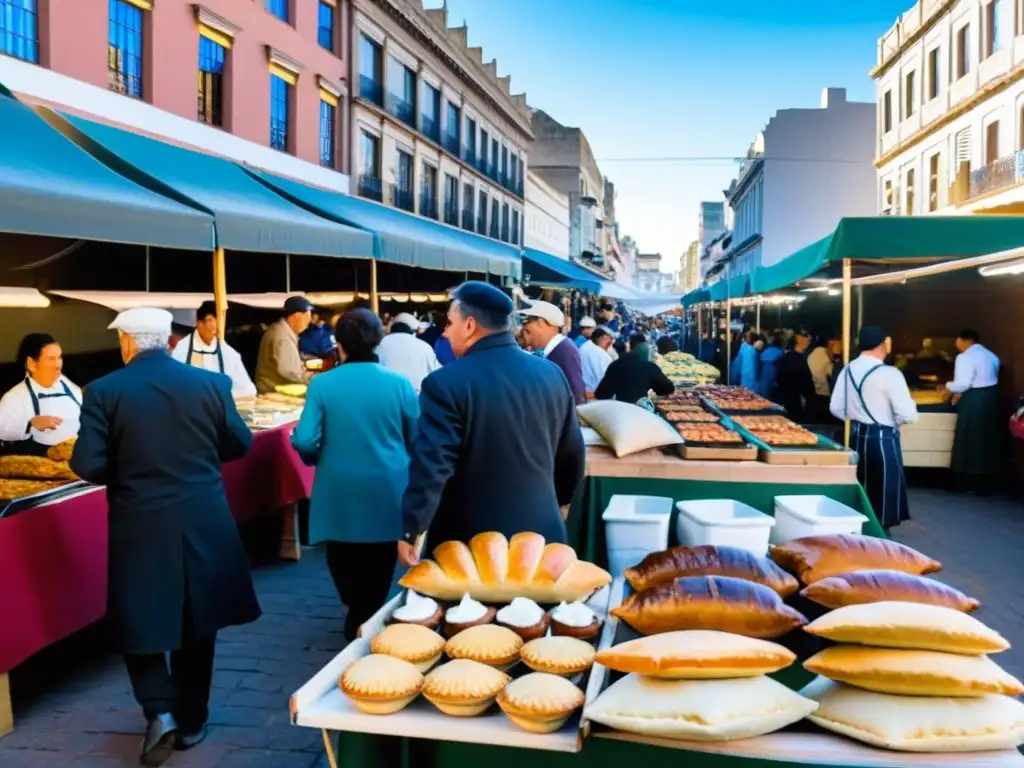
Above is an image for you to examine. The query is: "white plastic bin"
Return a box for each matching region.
[675,499,775,556]
[602,495,673,576]
[771,495,867,544]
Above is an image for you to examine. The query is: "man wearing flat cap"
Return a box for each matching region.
[255,295,314,394]
[71,307,260,765]
[829,325,918,531]
[398,281,586,563]
[519,299,586,405]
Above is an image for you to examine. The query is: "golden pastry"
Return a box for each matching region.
[421,658,511,716]
[369,624,446,673]
[800,570,980,613]
[596,631,795,679]
[521,636,596,677]
[495,597,550,641]
[497,672,585,733]
[445,624,523,670]
[339,654,424,715]
[625,544,799,596]
[770,534,941,585]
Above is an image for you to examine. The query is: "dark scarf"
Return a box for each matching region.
[343,352,379,364]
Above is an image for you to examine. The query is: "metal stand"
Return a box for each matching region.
[842,258,852,447]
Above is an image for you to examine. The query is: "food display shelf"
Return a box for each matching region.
[0,480,92,519]
[700,407,854,467]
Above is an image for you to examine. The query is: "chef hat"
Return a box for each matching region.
[108,307,173,336]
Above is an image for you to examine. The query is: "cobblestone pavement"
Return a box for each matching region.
[2,487,1023,766]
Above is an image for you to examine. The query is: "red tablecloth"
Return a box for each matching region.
[0,488,109,674]
[221,422,314,524]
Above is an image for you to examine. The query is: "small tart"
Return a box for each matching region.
[551,616,602,640]
[521,636,596,677]
[497,611,551,642]
[550,601,602,640]
[443,606,498,638]
[422,659,511,716]
[391,591,443,629]
[497,672,585,733]
[369,624,446,673]
[391,604,444,629]
[339,654,424,715]
[445,624,524,669]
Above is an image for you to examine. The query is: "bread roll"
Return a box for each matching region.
[801,570,979,612]
[398,532,612,604]
[770,534,940,584]
[610,575,808,638]
[625,545,799,597]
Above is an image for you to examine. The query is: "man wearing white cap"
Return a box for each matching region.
[70,307,260,766]
[573,316,597,348]
[519,299,586,404]
[376,311,439,393]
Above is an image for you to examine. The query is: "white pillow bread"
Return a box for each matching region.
[577,400,683,457]
[802,676,1024,753]
[584,674,817,742]
[803,600,1009,655]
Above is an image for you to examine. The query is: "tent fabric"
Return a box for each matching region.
[709,273,750,302]
[58,112,366,257]
[681,286,711,308]
[252,169,519,278]
[0,93,214,249]
[523,248,602,292]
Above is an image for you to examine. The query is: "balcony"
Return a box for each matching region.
[442,133,460,156]
[359,75,383,107]
[387,93,415,128]
[422,115,440,144]
[949,152,1024,207]
[462,146,477,167]
[390,184,414,213]
[357,174,383,202]
[444,200,459,226]
[462,209,474,231]
[420,191,438,220]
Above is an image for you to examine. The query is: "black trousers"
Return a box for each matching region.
[325,541,397,642]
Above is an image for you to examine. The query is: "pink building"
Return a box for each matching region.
[0,0,352,191]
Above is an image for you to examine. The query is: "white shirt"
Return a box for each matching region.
[808,346,834,397]
[829,354,918,428]
[376,332,440,393]
[543,334,567,358]
[580,339,612,393]
[171,331,257,398]
[946,343,1000,394]
[0,375,83,446]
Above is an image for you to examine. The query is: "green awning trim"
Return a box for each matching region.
[0,90,214,249]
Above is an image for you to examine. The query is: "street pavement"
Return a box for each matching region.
[1,486,1023,766]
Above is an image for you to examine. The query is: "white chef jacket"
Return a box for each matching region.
[171,331,257,398]
[829,355,918,428]
[0,375,83,446]
[376,332,440,393]
[946,343,1000,394]
[580,339,612,393]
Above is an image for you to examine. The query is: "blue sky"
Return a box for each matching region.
[424,0,910,272]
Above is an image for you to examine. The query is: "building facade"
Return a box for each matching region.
[349,0,530,244]
[634,252,672,293]
[0,0,353,192]
[698,201,726,249]
[724,87,876,270]
[677,239,700,293]
[874,0,1024,215]
[524,170,570,258]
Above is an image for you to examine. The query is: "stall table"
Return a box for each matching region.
[222,422,313,524]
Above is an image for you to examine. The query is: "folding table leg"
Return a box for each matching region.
[280,504,301,561]
[321,728,339,768]
[0,672,13,738]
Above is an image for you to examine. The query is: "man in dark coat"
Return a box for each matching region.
[397,282,586,565]
[70,307,260,767]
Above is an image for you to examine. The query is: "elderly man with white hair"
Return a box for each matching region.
[71,307,260,766]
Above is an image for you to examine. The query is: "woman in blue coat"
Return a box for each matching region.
[291,309,419,641]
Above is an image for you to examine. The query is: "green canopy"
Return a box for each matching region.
[708,273,750,302]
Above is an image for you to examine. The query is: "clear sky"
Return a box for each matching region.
[424,0,911,272]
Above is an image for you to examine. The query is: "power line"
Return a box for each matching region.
[595,155,870,164]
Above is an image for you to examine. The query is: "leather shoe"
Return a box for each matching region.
[140,713,178,766]
[174,724,208,751]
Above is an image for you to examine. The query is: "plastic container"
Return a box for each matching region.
[675,499,775,556]
[602,495,673,576]
[771,495,867,544]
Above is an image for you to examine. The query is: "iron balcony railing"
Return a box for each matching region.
[477,214,487,235]
[357,174,383,202]
[463,146,477,167]
[462,209,475,231]
[386,93,415,127]
[390,184,414,212]
[442,132,460,156]
[359,75,383,107]
[968,152,1022,200]
[420,192,438,220]
[422,115,440,143]
[444,200,459,226]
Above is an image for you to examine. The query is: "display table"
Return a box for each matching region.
[222,422,313,524]
[567,447,882,569]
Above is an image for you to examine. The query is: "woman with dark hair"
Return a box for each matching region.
[0,333,83,456]
[291,309,419,641]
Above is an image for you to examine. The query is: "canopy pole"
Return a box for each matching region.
[213,247,227,342]
[370,258,379,315]
[856,285,864,334]
[725,300,732,385]
[285,254,292,294]
[144,245,151,292]
[842,258,852,448]
[755,296,761,335]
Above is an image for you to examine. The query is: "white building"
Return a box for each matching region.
[724,87,876,271]
[875,0,1024,215]
[524,171,570,258]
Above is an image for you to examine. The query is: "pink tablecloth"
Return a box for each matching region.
[0,488,109,674]
[221,422,314,524]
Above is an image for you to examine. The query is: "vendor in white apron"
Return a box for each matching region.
[829,325,919,532]
[171,301,257,398]
[0,333,83,457]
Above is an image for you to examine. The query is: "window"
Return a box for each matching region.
[420,162,438,219]
[479,129,489,172]
[421,82,440,142]
[443,174,458,225]
[956,24,971,79]
[985,0,1003,57]
[464,116,477,164]
[490,197,499,239]
[359,35,383,105]
[270,73,290,151]
[500,202,509,242]
[318,1,334,52]
[462,182,474,230]
[510,154,519,193]
[319,99,336,169]
[927,48,940,100]
[511,209,520,245]
[905,169,915,215]
[108,0,144,98]
[929,153,940,211]
[883,179,893,211]
[904,70,916,118]
[882,90,892,133]
[386,56,416,126]
[477,192,488,235]
[444,101,460,154]
[358,131,381,200]
[986,120,1000,164]
[393,149,413,211]
[0,0,38,63]
[500,144,508,184]
[266,0,288,23]
[198,35,226,127]
[491,138,499,178]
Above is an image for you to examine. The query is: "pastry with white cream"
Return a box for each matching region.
[496,597,550,641]
[550,600,601,639]
[443,593,496,638]
[391,590,443,630]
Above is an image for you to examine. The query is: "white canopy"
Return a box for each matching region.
[0,287,51,308]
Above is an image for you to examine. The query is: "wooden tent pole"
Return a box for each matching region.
[370,258,379,315]
[842,258,852,447]
[213,247,227,342]
[725,300,732,384]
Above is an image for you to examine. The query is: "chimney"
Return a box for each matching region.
[820,87,847,109]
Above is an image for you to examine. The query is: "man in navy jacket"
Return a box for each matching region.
[397,283,586,565]
[519,299,586,404]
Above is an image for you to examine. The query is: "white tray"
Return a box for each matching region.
[289,584,614,754]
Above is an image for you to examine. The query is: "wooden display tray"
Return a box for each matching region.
[676,443,759,461]
[582,579,1024,768]
[757,446,853,467]
[290,585,615,756]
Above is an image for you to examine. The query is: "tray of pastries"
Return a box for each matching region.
[674,423,745,446]
[662,411,720,424]
[700,386,783,414]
